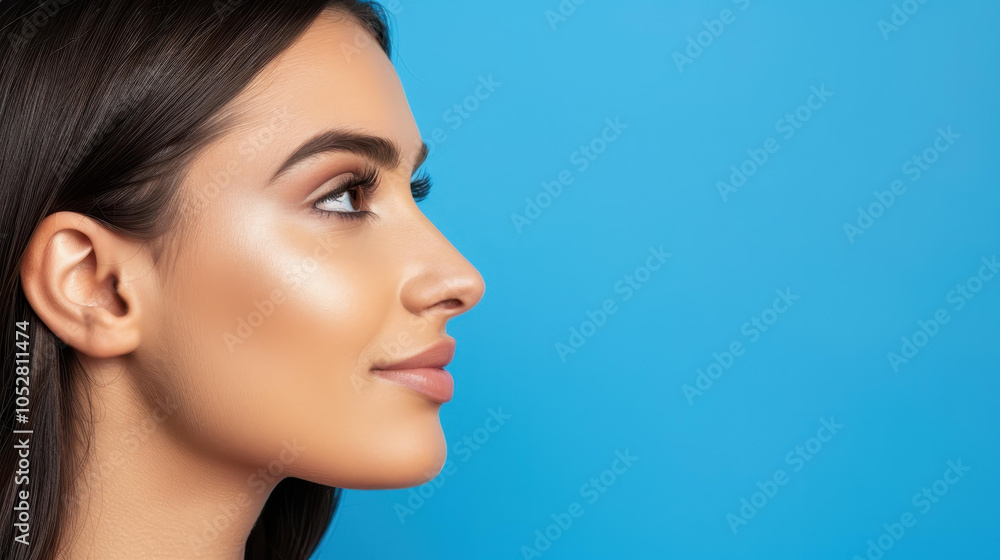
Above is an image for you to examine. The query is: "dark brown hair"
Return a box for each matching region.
[0,1,391,558]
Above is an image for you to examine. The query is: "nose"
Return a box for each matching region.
[399,220,485,320]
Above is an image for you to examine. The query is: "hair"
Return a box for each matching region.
[0,1,392,558]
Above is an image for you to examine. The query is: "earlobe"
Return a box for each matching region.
[19,212,150,359]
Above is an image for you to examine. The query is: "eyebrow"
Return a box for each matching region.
[269,129,429,183]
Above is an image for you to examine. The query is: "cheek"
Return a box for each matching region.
[153,200,398,459]
[148,172,449,487]
[230,229,392,408]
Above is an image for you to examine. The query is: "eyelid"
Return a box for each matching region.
[307,158,432,222]
[309,164,379,207]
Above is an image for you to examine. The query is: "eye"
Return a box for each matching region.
[315,187,364,213]
[312,166,378,220]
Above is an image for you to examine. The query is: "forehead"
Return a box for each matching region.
[226,11,419,153]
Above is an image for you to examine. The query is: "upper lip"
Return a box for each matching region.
[372,338,456,370]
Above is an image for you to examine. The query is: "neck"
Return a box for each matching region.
[56,360,278,559]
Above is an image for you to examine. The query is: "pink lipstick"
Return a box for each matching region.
[370,338,456,403]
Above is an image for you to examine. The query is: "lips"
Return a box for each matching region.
[370,338,456,403]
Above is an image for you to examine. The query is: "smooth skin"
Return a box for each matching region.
[19,11,484,559]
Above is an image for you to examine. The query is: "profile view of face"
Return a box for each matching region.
[124,12,484,488]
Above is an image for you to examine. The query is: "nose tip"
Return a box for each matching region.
[441,270,486,314]
[399,208,486,321]
[403,262,485,319]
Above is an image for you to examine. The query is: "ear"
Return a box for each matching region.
[19,212,152,358]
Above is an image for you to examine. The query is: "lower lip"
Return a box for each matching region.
[370,368,454,403]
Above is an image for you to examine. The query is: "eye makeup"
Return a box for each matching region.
[310,163,435,221]
[312,164,379,221]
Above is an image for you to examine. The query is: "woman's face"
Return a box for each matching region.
[137,12,484,488]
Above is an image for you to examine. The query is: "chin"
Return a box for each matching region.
[295,411,449,490]
[364,416,449,489]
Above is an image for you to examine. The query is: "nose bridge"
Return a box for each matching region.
[398,209,484,317]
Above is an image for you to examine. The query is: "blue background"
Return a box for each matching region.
[315,1,1000,558]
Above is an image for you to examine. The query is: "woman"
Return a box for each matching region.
[0,1,485,558]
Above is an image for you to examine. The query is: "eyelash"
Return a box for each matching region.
[411,171,432,202]
[312,166,434,221]
[313,165,379,221]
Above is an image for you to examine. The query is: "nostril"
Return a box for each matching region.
[436,298,464,311]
